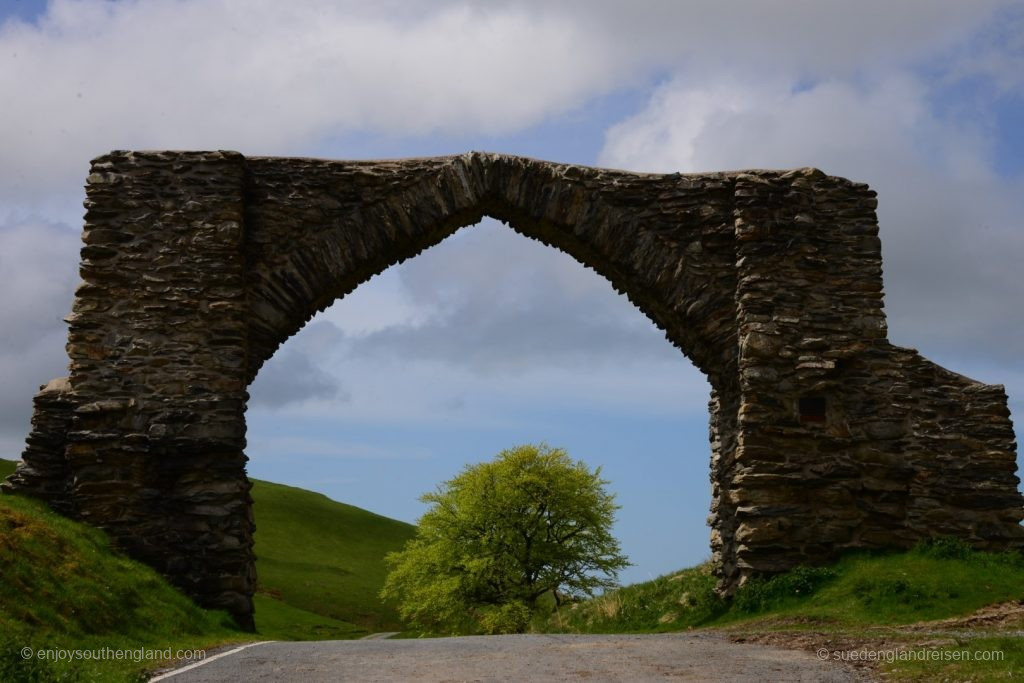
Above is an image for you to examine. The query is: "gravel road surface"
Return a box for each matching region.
[156,632,869,682]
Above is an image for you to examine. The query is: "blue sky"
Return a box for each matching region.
[0,0,1022,587]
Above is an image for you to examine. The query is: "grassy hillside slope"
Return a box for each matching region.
[0,458,417,678]
[545,542,1024,680]
[0,473,244,680]
[250,479,415,637]
[0,457,15,478]
[549,547,1024,632]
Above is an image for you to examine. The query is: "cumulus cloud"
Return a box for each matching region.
[939,5,1024,93]
[250,220,709,423]
[0,0,1017,218]
[548,0,1009,75]
[346,220,683,372]
[247,321,348,407]
[0,0,632,215]
[2,0,1021,428]
[247,349,346,408]
[599,75,1024,364]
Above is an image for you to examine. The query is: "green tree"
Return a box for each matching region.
[381,444,629,634]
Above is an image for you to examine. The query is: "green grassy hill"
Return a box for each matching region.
[0,457,416,679]
[0,472,243,680]
[251,479,415,638]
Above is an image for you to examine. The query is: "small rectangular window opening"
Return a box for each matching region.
[799,396,827,423]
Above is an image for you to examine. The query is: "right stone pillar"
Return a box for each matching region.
[726,168,1023,584]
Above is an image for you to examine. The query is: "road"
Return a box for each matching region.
[153,632,869,682]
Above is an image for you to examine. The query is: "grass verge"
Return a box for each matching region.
[0,458,417,679]
[543,540,1024,681]
[0,491,247,682]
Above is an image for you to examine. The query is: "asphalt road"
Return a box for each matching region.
[154,632,869,682]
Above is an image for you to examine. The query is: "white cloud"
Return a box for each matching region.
[597,73,1024,448]
[320,268,428,335]
[247,349,346,408]
[346,220,683,372]
[548,0,1009,76]
[246,219,710,425]
[2,0,1021,451]
[0,0,633,215]
[0,0,1017,218]
[293,355,707,426]
[247,320,349,407]
[939,5,1024,93]
[599,75,1024,362]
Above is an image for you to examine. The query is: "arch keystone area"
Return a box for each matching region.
[3,151,1021,629]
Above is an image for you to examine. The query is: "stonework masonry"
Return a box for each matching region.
[3,151,1021,629]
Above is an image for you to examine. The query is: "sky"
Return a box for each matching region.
[0,0,1022,587]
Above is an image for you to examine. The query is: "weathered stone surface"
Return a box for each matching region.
[2,151,1021,629]
[1,377,75,515]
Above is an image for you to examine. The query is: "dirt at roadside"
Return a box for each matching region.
[724,600,1024,675]
[905,600,1024,632]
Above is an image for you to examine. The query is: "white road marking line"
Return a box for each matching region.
[149,641,274,681]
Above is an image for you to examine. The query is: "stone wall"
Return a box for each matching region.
[726,170,1021,575]
[8,151,258,627]
[3,151,1020,629]
[1,377,75,516]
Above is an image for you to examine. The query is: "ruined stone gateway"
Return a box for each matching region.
[3,151,1021,629]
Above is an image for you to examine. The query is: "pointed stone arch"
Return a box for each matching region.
[242,154,740,384]
[4,151,1021,629]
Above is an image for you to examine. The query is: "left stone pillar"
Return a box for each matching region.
[2,377,75,515]
[63,151,255,628]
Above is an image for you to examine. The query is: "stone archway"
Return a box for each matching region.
[4,151,1021,629]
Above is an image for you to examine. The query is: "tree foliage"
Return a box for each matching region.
[381,444,629,633]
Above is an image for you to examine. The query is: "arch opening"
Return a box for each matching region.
[244,217,717,605]
[237,154,748,628]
